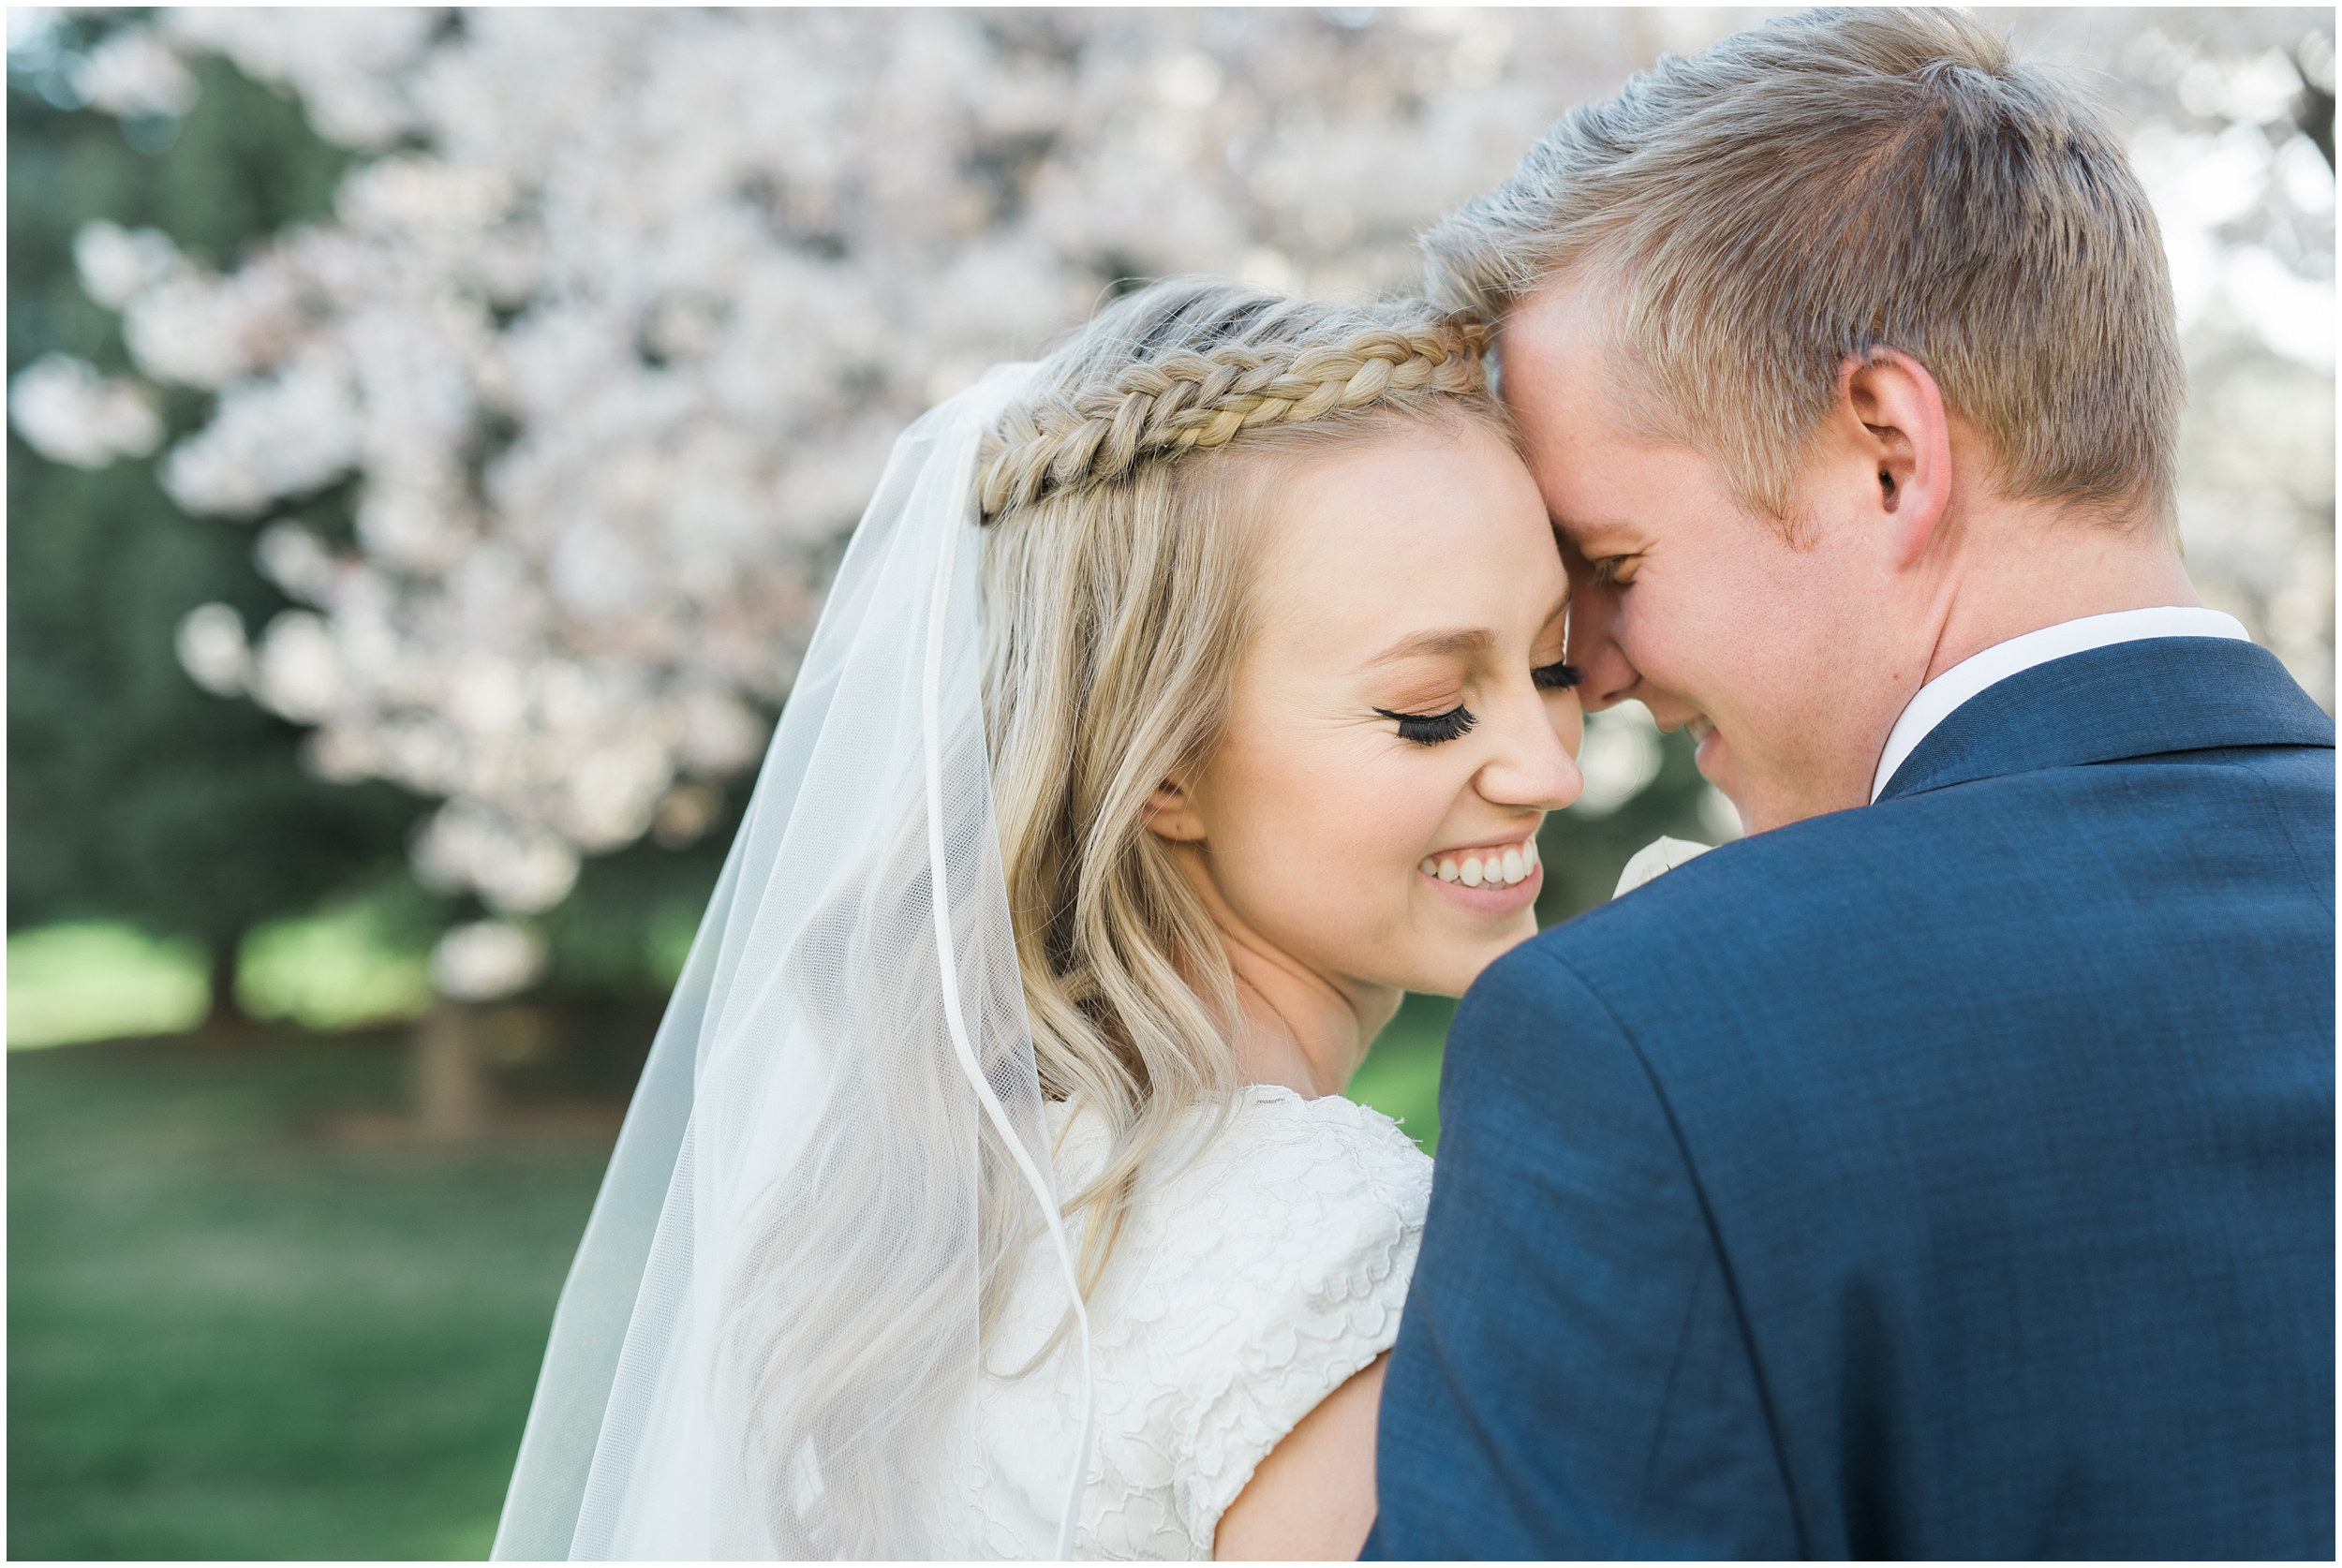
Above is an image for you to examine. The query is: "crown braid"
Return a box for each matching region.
[979,312,1491,522]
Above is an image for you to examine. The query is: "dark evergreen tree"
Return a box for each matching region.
[7,32,426,1022]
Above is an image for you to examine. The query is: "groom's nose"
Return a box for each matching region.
[1562,552,1638,714]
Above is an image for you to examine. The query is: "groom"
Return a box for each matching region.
[1368,8,2334,1560]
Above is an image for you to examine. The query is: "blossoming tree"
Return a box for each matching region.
[13,7,2333,1003]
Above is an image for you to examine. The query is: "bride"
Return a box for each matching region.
[493,278,1585,1561]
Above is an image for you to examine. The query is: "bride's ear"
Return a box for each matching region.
[1144,776,1207,843]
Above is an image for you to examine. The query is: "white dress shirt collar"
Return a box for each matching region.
[1869,606,2252,803]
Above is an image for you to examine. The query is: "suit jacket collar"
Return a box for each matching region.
[1877,636,2335,802]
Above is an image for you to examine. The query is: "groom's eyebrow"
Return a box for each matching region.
[1550,510,1614,546]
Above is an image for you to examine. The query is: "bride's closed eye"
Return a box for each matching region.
[1533,661,1583,691]
[1379,661,1578,745]
[1375,703,1476,745]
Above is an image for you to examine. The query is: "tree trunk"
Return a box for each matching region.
[200,934,251,1038]
[412,1001,491,1143]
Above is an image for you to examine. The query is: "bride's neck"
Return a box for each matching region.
[1156,839,1401,1097]
[1215,929,1400,1100]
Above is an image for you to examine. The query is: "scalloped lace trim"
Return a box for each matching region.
[940,1086,1433,1559]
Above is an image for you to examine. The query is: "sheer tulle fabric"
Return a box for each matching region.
[492,367,1094,1561]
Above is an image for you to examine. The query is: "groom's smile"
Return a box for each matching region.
[1493,282,1923,834]
[1680,711,1727,779]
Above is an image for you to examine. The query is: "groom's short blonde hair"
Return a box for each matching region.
[1424,6,2184,529]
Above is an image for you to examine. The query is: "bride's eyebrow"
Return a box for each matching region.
[1355,628,1494,673]
[1355,596,1572,673]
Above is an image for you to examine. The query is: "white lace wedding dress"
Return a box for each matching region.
[937,1085,1434,1560]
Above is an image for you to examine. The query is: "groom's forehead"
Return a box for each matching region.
[1494,291,1675,538]
[1496,288,1641,435]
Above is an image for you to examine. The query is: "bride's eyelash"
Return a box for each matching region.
[1377,665,1574,744]
[1374,704,1477,745]
[1533,661,1584,690]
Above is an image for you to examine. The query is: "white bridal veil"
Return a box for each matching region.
[492,365,1096,1561]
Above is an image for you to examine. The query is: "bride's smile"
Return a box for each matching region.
[1417,836,1539,893]
[1145,419,1584,1066]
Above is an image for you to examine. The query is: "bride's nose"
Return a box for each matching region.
[1475,691,1583,813]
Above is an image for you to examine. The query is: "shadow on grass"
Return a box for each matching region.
[7,1028,615,1561]
[7,998,1459,1560]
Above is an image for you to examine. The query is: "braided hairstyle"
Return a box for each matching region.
[980,300,1490,522]
[975,278,1505,1296]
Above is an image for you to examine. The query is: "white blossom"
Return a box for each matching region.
[251,610,346,724]
[412,801,580,916]
[72,221,181,311]
[174,602,252,697]
[428,918,547,1001]
[1698,786,1746,843]
[120,253,301,390]
[160,351,361,515]
[8,9,62,56]
[7,353,161,467]
[68,25,197,119]
[161,7,441,150]
[38,7,2331,939]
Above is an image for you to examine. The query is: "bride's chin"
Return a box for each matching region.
[1411,911,1540,998]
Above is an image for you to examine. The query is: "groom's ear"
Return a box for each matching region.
[1144,776,1208,843]
[1835,348,1952,570]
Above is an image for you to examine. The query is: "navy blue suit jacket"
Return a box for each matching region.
[1368,638,2335,1560]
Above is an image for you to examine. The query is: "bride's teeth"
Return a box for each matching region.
[1429,841,1538,889]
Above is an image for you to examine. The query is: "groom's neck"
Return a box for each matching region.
[1914,495,2200,687]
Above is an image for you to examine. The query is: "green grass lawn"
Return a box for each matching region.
[1350,992,1454,1153]
[7,1032,611,1561]
[7,1003,1453,1561]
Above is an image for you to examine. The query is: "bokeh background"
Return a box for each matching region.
[8,7,2332,1560]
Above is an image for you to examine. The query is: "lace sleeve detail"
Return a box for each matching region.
[1132,1087,1434,1549]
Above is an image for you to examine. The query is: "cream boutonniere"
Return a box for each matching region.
[1613,836,1714,899]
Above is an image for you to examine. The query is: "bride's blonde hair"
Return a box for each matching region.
[977,277,1503,1290]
